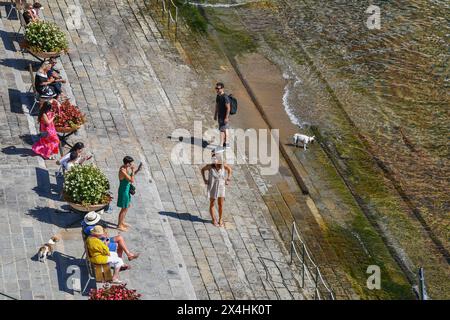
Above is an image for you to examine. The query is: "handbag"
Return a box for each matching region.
[41,85,55,97]
[129,184,136,196]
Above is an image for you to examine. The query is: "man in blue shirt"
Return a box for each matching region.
[82,211,139,261]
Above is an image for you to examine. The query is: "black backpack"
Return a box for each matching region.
[228,94,238,115]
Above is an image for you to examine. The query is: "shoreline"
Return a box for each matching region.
[151,2,450,298]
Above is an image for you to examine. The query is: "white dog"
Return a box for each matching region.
[37,236,60,262]
[292,134,315,150]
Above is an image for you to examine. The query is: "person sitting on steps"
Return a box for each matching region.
[47,57,67,101]
[86,225,128,284]
[82,211,140,262]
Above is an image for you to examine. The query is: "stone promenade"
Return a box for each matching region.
[0,0,309,299]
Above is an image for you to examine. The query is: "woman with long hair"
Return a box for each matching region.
[57,141,91,172]
[32,100,59,160]
[35,62,57,105]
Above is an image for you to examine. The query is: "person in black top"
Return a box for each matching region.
[23,4,38,25]
[214,82,231,150]
[35,61,57,102]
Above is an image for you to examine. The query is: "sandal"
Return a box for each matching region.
[219,221,225,227]
[120,265,131,271]
[212,220,219,227]
[128,253,140,261]
[111,279,125,285]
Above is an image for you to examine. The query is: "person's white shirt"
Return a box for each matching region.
[59,152,71,170]
[66,161,77,171]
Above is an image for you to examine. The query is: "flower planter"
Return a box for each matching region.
[67,201,109,213]
[63,164,111,213]
[23,21,69,59]
[20,40,67,59]
[51,100,86,131]
[55,125,81,134]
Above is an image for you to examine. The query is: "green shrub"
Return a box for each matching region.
[25,21,69,53]
[175,1,208,34]
[63,164,110,206]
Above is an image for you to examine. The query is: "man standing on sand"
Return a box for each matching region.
[214,82,231,151]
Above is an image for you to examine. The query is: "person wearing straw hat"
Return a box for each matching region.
[201,152,232,227]
[86,225,128,284]
[82,211,140,261]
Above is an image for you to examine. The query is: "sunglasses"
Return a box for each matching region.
[215,87,222,90]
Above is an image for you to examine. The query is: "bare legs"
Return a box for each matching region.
[113,235,139,260]
[117,207,129,231]
[209,199,218,226]
[219,129,229,147]
[112,267,120,281]
[218,197,224,227]
[209,197,225,227]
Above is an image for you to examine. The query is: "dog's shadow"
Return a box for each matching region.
[286,143,306,148]
[30,252,41,262]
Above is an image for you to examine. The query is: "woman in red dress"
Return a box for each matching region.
[32,101,60,160]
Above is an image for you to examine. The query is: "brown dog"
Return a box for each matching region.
[37,235,60,262]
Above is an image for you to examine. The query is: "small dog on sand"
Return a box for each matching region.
[292,133,315,150]
[37,235,60,262]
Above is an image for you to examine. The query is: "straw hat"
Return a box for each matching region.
[83,211,101,226]
[90,225,105,236]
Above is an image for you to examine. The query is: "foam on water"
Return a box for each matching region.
[282,67,307,129]
[187,0,260,8]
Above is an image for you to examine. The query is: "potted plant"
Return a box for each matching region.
[51,100,86,134]
[63,164,112,212]
[89,284,141,300]
[23,21,69,58]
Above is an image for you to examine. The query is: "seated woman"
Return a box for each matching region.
[82,211,140,261]
[23,3,38,25]
[86,225,129,284]
[57,142,91,172]
[35,62,57,102]
[65,151,78,171]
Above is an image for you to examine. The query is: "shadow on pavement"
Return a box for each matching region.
[27,205,84,229]
[52,251,95,296]
[1,145,34,157]
[159,211,211,224]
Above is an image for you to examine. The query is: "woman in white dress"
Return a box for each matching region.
[201,154,232,227]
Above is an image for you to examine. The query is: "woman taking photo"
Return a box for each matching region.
[201,153,232,227]
[57,142,91,172]
[32,100,59,160]
[117,156,142,231]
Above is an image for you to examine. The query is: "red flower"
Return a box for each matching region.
[88,283,141,300]
[51,100,86,129]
